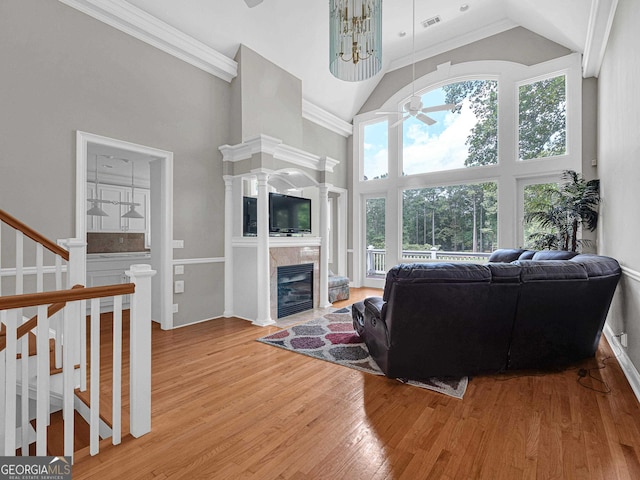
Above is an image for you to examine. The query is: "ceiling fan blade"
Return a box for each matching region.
[391,114,410,128]
[244,0,264,7]
[416,113,437,126]
[420,103,456,114]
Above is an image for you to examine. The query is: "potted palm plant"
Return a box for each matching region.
[524,170,600,252]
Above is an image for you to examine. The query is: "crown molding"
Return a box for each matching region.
[388,18,518,72]
[58,0,237,82]
[219,135,339,173]
[582,0,619,78]
[302,100,353,137]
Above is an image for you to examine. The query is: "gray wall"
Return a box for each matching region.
[0,0,347,326]
[233,45,303,148]
[360,27,571,114]
[597,0,640,370]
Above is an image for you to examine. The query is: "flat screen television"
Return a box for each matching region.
[243,196,257,236]
[269,192,311,235]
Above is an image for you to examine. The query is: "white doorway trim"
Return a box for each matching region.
[75,131,174,330]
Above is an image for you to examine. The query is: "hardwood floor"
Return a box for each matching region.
[71,288,640,479]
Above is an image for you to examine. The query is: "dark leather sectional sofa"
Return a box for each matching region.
[352,249,621,379]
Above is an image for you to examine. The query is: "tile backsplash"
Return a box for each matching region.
[87,232,147,254]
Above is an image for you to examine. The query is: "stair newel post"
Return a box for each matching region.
[63,238,87,388]
[125,264,156,438]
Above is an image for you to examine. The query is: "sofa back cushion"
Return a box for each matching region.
[488,248,528,263]
[531,250,578,261]
[383,263,490,301]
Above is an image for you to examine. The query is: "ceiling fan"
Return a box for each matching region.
[378,0,456,128]
[244,0,264,7]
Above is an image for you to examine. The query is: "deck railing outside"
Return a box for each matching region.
[366,246,492,276]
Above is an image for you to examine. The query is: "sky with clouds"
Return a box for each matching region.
[363,86,478,180]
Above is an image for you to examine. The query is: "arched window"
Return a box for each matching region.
[352,55,583,287]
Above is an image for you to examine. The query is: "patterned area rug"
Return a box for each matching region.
[257,307,467,399]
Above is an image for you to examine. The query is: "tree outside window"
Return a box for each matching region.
[402,183,497,253]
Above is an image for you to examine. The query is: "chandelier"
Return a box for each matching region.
[329,0,383,82]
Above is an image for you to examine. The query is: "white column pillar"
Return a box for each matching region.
[318,184,331,308]
[223,176,234,317]
[125,264,156,437]
[254,172,275,326]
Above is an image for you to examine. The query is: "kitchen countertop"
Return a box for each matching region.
[87,251,151,259]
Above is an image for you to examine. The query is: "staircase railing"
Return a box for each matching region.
[0,209,154,460]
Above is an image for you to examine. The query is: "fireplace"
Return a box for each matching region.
[277,263,314,318]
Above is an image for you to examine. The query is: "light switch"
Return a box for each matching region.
[174,265,184,275]
[174,280,184,293]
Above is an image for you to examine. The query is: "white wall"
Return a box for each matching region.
[598,0,640,371]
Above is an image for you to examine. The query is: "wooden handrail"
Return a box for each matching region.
[0,286,85,351]
[0,209,70,261]
[0,283,135,312]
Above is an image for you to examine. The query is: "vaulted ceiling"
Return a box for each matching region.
[62,0,618,124]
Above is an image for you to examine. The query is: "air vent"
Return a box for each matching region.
[421,15,442,28]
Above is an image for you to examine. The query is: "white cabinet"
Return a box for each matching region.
[87,183,150,236]
[86,253,151,311]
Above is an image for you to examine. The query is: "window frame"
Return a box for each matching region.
[352,54,583,286]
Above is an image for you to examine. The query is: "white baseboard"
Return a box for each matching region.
[170,315,224,329]
[604,324,640,403]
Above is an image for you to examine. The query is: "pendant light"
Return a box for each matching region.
[87,155,109,217]
[122,161,144,219]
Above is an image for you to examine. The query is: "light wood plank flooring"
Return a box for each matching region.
[72,288,640,479]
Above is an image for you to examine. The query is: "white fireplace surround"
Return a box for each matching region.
[219,135,346,326]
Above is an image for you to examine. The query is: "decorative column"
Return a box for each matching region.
[223,176,234,317]
[254,171,275,326]
[318,184,331,308]
[125,264,156,438]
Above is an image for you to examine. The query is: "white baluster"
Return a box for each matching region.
[36,304,49,455]
[112,295,122,445]
[125,264,156,437]
[16,231,23,295]
[54,257,63,369]
[20,321,28,455]
[89,298,100,455]
[3,309,17,455]
[63,301,79,461]
[36,243,44,292]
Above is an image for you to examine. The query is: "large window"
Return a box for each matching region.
[402,80,498,175]
[353,55,582,285]
[365,197,386,276]
[402,183,497,253]
[363,120,388,180]
[523,182,562,249]
[519,75,566,160]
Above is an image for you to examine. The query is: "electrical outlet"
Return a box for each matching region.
[621,332,628,348]
[172,240,184,248]
[174,280,184,294]
[172,303,179,313]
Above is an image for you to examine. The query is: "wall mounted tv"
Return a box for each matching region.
[269,192,311,235]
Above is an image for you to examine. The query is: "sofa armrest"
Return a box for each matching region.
[364,296,385,318]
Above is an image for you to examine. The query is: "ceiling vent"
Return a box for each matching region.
[421,15,442,28]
